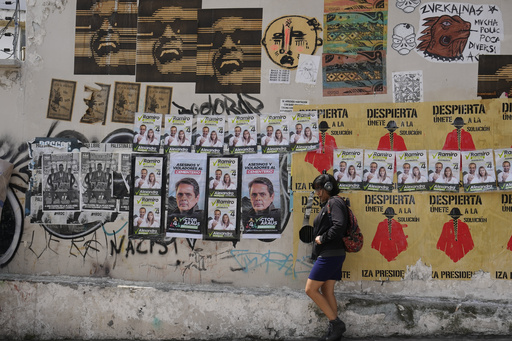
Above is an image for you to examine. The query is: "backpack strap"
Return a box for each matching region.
[327,196,349,227]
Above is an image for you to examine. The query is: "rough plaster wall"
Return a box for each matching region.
[2,275,512,340]
[1,0,512,322]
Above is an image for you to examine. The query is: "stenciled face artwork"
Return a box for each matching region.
[196,8,263,93]
[262,15,323,69]
[136,0,200,82]
[75,0,137,75]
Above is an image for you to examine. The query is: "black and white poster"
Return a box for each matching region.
[80,152,118,211]
[42,153,80,211]
[114,153,131,212]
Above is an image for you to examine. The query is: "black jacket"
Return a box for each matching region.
[312,196,348,260]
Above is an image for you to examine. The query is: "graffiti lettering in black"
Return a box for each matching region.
[172,93,264,116]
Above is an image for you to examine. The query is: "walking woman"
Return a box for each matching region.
[305,171,347,341]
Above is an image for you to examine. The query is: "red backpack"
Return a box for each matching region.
[327,196,364,253]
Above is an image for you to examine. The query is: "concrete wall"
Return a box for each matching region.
[2,270,512,340]
[1,0,512,339]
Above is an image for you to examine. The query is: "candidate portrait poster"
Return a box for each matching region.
[130,154,166,239]
[133,112,162,153]
[167,153,207,238]
[130,195,163,238]
[227,114,258,154]
[428,150,461,192]
[163,114,193,153]
[495,148,512,190]
[241,154,281,238]
[194,115,225,154]
[205,155,241,241]
[206,197,239,240]
[132,155,165,197]
[207,156,240,197]
[363,150,395,192]
[259,113,289,154]
[333,148,364,191]
[289,111,319,152]
[462,149,496,192]
[396,150,428,192]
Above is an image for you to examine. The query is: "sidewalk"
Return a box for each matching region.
[5,337,509,341]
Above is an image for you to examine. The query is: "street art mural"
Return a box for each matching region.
[136,0,201,82]
[417,2,503,63]
[74,0,138,75]
[196,8,263,94]
[261,15,323,70]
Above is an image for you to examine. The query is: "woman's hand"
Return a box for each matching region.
[315,236,322,244]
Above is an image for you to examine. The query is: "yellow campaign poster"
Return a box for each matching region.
[291,98,512,280]
[491,193,512,279]
[423,193,496,280]
[491,98,512,149]
[360,102,428,151]
[423,99,493,151]
[354,191,427,281]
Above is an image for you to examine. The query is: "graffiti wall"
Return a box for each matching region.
[1,0,512,293]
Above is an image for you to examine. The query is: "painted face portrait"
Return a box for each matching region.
[74,0,137,75]
[196,8,262,93]
[262,15,323,69]
[136,0,200,82]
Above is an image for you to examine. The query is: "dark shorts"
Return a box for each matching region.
[308,255,346,281]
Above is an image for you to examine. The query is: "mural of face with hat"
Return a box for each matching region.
[262,15,323,69]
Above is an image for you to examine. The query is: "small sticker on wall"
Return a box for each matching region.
[295,54,320,85]
[269,69,291,84]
